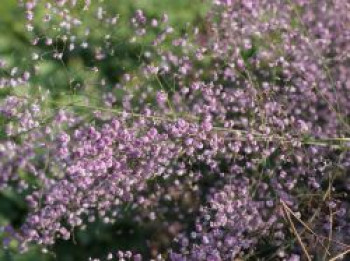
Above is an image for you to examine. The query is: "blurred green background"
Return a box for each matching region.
[0,0,208,260]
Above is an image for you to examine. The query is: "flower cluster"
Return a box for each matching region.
[1,0,350,260]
